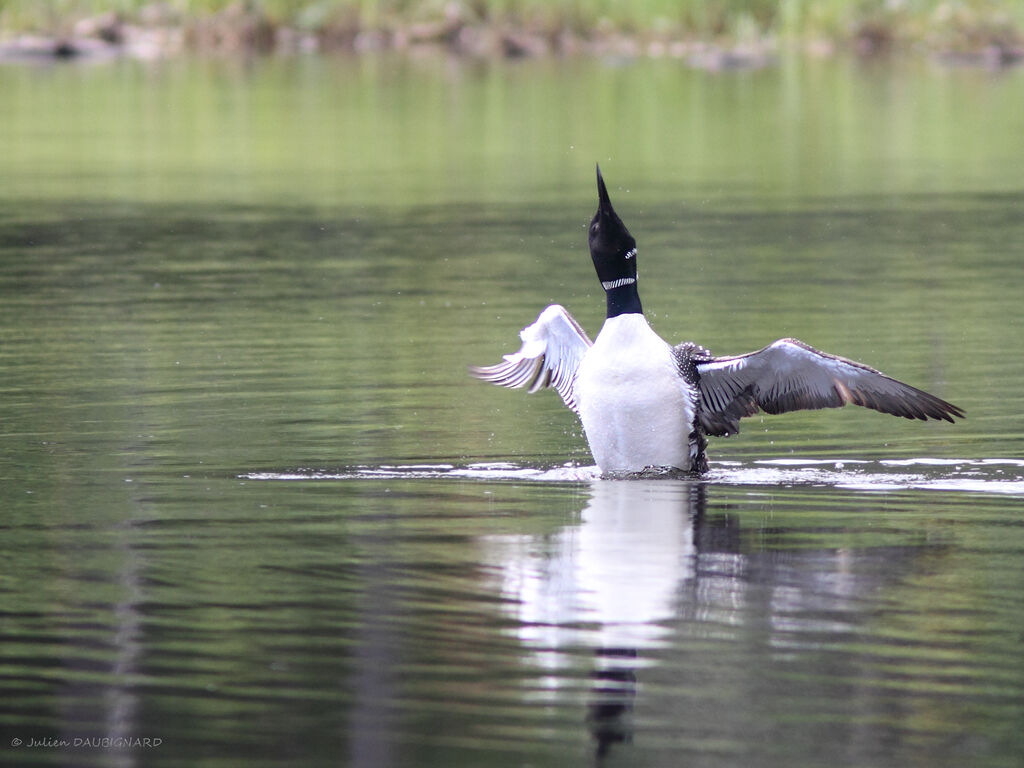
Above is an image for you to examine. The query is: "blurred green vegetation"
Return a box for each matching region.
[0,0,1022,52]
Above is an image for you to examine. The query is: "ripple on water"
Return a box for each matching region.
[241,458,1024,495]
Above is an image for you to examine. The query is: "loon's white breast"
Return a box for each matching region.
[574,314,696,473]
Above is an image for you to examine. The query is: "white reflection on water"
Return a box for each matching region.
[478,479,897,663]
[483,481,697,666]
[476,478,931,760]
[482,480,701,757]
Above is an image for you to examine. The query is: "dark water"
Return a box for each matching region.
[1,55,1023,767]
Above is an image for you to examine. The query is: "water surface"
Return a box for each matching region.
[1,54,1023,767]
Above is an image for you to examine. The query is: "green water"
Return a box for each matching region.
[1,53,1023,767]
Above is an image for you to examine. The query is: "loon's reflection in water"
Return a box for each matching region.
[483,480,928,762]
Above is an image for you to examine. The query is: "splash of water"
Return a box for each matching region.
[241,458,1024,495]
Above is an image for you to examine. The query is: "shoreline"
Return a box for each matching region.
[1,4,1022,70]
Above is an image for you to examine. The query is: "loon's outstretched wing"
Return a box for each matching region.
[675,338,964,437]
[470,304,592,413]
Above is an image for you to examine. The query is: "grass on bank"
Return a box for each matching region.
[1,0,1022,54]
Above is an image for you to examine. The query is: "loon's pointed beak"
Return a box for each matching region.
[596,163,612,213]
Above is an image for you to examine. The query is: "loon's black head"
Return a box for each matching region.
[589,165,642,317]
[588,165,638,289]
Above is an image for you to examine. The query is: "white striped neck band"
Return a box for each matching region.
[602,276,636,290]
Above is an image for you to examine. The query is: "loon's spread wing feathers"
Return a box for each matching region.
[678,338,964,437]
[470,304,592,413]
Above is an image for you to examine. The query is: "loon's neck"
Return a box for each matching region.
[603,278,643,318]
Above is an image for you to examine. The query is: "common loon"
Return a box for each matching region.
[471,166,963,475]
